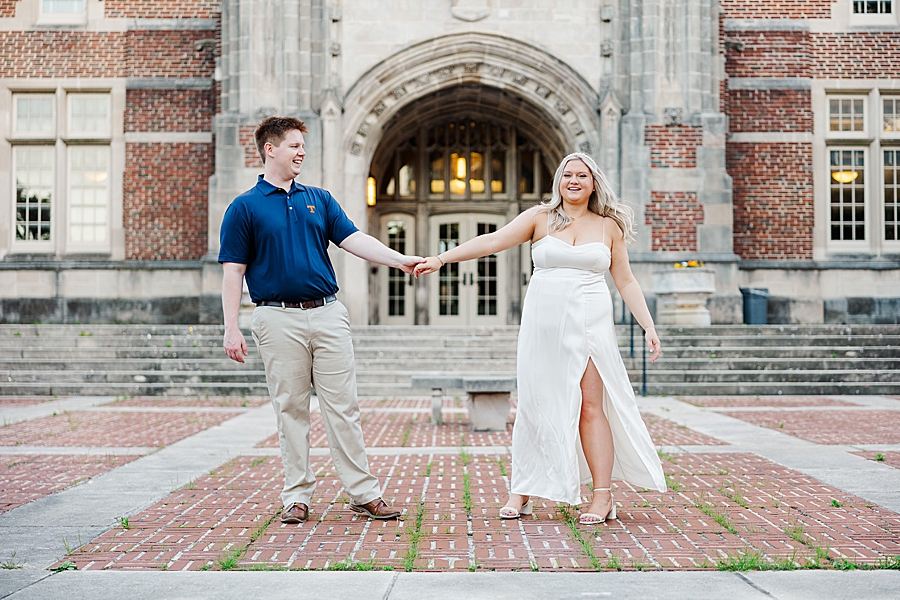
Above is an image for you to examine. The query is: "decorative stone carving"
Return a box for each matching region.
[437,67,454,78]
[535,85,551,99]
[350,142,363,155]
[600,5,613,22]
[600,39,614,57]
[664,107,683,126]
[555,100,570,114]
[357,122,370,137]
[329,42,341,56]
[464,62,480,73]
[254,106,278,122]
[390,86,407,100]
[373,101,387,116]
[512,73,528,85]
[489,66,505,78]
[416,74,430,86]
[579,141,591,153]
[451,0,490,22]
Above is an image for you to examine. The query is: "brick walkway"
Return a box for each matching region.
[2,394,899,575]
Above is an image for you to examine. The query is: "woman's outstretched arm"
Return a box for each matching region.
[414,206,543,276]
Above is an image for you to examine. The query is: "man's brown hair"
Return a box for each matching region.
[255,116,309,163]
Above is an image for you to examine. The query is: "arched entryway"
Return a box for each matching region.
[367,86,564,325]
[337,32,602,325]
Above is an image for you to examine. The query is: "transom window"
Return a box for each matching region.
[373,117,553,204]
[884,97,900,134]
[43,0,84,13]
[829,97,865,133]
[853,1,892,13]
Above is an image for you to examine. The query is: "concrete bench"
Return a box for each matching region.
[410,375,516,432]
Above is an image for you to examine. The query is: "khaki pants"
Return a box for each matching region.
[251,301,381,508]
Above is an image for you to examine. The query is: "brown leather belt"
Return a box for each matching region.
[257,295,336,310]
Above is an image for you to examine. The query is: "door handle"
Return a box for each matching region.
[469,273,474,286]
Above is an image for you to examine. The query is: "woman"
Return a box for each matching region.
[414,152,666,524]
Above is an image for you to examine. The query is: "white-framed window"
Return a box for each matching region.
[849,0,898,25]
[828,96,867,136]
[10,90,112,254]
[853,0,893,12]
[885,149,900,243]
[884,96,900,137]
[38,0,86,26]
[829,148,867,243]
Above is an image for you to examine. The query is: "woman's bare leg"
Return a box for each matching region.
[579,358,614,517]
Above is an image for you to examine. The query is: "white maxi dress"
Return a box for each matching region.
[511,234,667,505]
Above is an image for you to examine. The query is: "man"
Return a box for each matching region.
[219,116,422,523]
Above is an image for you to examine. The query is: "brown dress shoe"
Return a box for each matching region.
[349,498,401,520]
[280,502,309,524]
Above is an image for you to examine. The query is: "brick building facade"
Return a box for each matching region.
[0,0,897,325]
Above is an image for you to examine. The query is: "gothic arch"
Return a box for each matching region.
[342,32,602,164]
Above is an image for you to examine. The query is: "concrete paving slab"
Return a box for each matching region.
[2,571,394,600]
[0,446,153,455]
[744,570,900,600]
[0,571,51,599]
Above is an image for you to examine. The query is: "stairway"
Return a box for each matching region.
[0,324,897,397]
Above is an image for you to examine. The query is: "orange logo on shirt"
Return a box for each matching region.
[307,205,316,214]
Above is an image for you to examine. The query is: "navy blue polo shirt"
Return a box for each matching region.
[218,176,358,303]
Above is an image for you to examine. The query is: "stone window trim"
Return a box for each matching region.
[4,82,125,260]
[815,84,900,257]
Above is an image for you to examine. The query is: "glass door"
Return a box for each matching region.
[428,213,507,325]
[378,213,416,325]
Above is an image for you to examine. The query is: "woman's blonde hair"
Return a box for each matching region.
[542,152,636,243]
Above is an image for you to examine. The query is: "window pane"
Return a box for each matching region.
[43,0,84,13]
[469,152,485,194]
[519,148,535,195]
[491,151,505,194]
[69,146,109,243]
[398,149,416,197]
[886,150,900,242]
[70,94,109,136]
[476,222,498,316]
[885,98,899,132]
[15,146,54,241]
[386,220,407,316]
[829,97,866,133]
[449,152,466,195]
[430,152,444,194]
[829,149,866,241]
[438,223,460,316]
[15,95,54,135]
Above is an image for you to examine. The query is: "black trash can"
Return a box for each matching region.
[741,288,769,325]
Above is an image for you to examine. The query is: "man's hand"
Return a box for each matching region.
[397,254,425,274]
[224,328,248,363]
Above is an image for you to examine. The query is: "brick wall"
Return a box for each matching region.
[810,33,900,78]
[240,125,264,169]
[719,0,831,18]
[123,143,212,261]
[126,30,216,79]
[645,192,704,252]
[105,0,219,19]
[728,89,812,133]
[728,143,813,260]
[125,89,213,133]
[0,0,17,18]
[725,31,811,78]
[644,125,703,168]
[0,32,125,78]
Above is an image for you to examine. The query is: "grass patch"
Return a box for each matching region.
[458,448,472,467]
[692,494,737,534]
[718,481,748,509]
[462,473,473,514]
[496,457,507,477]
[401,419,414,447]
[557,505,602,570]
[116,516,130,530]
[664,472,683,493]
[49,561,77,572]
[716,548,799,571]
[0,552,24,570]
[402,499,426,572]
[325,557,392,571]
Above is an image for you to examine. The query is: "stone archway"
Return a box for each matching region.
[335,32,602,324]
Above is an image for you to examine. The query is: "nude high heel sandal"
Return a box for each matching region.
[499,498,533,519]
[579,488,615,525]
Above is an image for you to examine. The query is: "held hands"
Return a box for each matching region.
[397,255,426,275]
[223,329,248,364]
[645,327,661,363]
[413,256,443,278]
